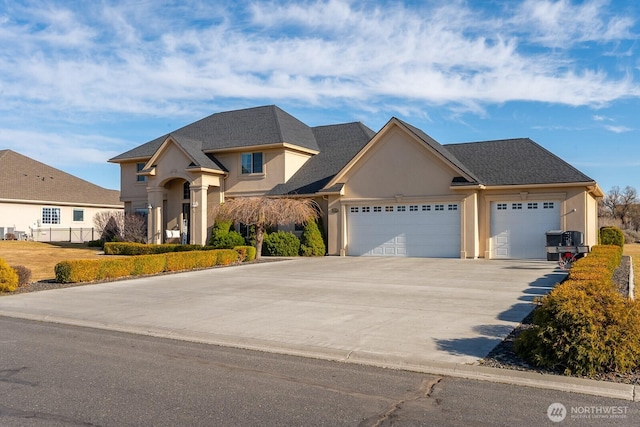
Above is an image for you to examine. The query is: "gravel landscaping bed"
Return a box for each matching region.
[479,256,640,385]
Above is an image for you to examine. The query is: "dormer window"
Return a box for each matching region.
[241,152,263,174]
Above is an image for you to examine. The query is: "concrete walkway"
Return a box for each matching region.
[1,257,636,400]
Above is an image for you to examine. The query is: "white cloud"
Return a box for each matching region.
[604,125,632,133]
[0,0,638,121]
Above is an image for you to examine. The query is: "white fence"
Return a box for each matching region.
[31,227,97,243]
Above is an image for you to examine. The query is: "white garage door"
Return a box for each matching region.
[347,203,460,257]
[490,201,560,259]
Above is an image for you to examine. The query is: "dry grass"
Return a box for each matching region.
[623,244,640,299]
[0,241,109,282]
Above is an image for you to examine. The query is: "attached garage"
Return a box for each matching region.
[347,202,461,257]
[490,201,560,259]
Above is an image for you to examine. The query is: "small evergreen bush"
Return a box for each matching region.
[0,258,19,292]
[11,265,32,287]
[262,231,300,257]
[599,226,624,247]
[209,220,245,249]
[299,220,325,256]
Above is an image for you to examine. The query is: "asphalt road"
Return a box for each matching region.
[1,317,637,427]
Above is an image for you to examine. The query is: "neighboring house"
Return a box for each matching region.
[0,149,123,242]
[109,105,603,259]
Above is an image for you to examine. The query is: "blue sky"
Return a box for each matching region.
[1,0,639,193]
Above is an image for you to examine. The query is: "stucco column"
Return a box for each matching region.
[190,184,208,246]
[147,187,164,244]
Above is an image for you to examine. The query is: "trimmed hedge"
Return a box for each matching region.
[104,242,218,255]
[0,257,19,292]
[234,245,256,262]
[55,249,240,283]
[514,244,640,376]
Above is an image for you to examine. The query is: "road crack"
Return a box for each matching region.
[360,377,442,427]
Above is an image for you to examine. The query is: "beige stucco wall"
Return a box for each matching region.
[325,126,478,257]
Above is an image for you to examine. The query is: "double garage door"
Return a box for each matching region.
[490,201,560,259]
[347,202,460,257]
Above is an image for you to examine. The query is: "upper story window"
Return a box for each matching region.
[241,152,263,174]
[42,207,61,225]
[136,163,147,182]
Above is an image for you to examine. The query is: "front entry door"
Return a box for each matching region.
[182,203,190,244]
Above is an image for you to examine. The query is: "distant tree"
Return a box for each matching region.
[211,197,320,258]
[94,211,147,243]
[602,186,638,227]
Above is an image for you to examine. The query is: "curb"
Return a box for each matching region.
[1,310,637,402]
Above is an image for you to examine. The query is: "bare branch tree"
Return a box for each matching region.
[211,197,320,258]
[603,186,638,226]
[94,211,147,242]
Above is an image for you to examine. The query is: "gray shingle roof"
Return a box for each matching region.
[269,122,375,195]
[169,135,227,172]
[444,138,595,186]
[0,150,122,206]
[110,105,318,162]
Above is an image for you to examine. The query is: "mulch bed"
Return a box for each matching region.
[479,255,640,385]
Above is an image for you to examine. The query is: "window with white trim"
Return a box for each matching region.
[543,202,555,209]
[434,204,444,211]
[448,204,458,211]
[422,205,431,211]
[409,205,418,212]
[373,206,381,212]
[72,209,84,222]
[350,207,359,213]
[512,203,523,210]
[385,206,393,212]
[241,152,263,174]
[42,207,61,224]
[527,202,538,210]
[497,203,507,210]
[362,206,370,213]
[397,205,406,212]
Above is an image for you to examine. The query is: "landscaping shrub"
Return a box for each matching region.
[4,233,16,240]
[299,220,325,256]
[234,245,257,262]
[599,226,624,247]
[54,249,241,283]
[262,231,300,256]
[104,242,218,255]
[0,257,19,292]
[209,220,245,249]
[11,265,32,287]
[514,243,640,376]
[87,239,105,248]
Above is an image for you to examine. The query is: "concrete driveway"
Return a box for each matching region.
[0,257,564,368]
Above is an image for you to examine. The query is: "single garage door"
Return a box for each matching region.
[347,203,460,257]
[490,201,560,259]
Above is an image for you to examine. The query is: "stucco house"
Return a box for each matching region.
[0,149,123,242]
[109,105,603,259]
